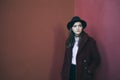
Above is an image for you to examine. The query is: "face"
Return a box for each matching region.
[72,22,83,36]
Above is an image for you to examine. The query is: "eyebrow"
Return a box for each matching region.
[73,24,82,26]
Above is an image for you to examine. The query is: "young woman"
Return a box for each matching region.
[61,16,101,80]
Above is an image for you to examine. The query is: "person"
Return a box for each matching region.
[61,16,101,80]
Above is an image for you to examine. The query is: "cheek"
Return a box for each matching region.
[80,27,83,31]
[72,28,75,31]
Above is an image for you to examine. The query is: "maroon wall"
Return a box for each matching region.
[75,0,120,80]
[0,0,74,80]
[1,0,120,80]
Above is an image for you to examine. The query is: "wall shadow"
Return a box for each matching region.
[96,41,109,80]
[88,26,109,80]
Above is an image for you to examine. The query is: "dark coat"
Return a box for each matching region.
[61,32,101,80]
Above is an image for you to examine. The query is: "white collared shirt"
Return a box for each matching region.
[72,37,79,65]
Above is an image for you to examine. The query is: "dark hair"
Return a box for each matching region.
[65,28,75,48]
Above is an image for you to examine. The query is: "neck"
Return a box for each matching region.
[75,35,79,37]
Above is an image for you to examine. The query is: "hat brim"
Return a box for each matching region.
[67,20,87,30]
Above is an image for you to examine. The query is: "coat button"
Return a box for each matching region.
[83,59,87,62]
[88,70,91,73]
[84,67,87,69]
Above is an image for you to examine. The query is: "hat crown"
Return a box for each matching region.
[71,16,81,22]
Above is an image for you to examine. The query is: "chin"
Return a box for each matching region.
[76,33,81,35]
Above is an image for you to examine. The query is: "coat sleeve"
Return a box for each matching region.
[61,48,67,74]
[61,47,69,80]
[88,39,101,74]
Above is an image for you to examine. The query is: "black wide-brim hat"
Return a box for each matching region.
[67,16,87,30]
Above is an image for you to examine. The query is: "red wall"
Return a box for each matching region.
[1,0,120,80]
[75,0,120,80]
[0,0,74,80]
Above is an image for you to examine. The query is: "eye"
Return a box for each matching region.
[73,25,77,27]
[78,24,82,27]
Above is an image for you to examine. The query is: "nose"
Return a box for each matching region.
[76,26,79,29]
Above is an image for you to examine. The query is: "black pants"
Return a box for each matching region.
[69,64,76,80]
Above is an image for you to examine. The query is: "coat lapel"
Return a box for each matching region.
[78,32,89,53]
